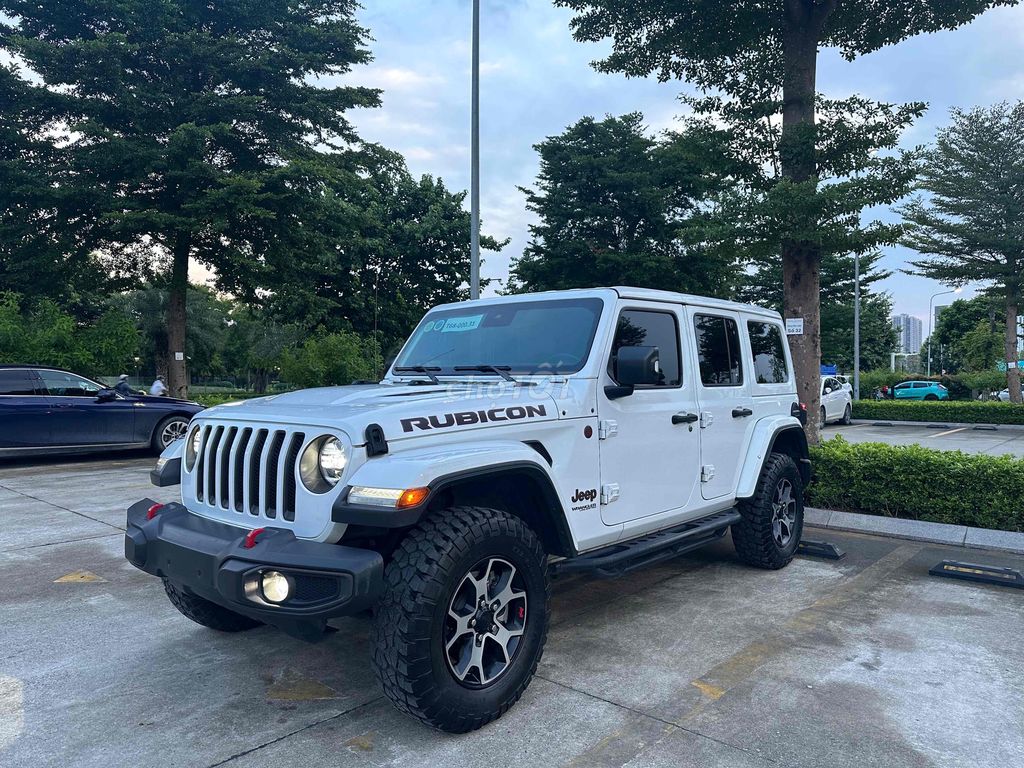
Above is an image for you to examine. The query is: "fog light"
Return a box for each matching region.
[261,571,292,603]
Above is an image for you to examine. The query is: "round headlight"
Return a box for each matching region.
[318,438,348,485]
[185,426,202,471]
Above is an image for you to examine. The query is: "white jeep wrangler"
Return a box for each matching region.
[126,287,810,732]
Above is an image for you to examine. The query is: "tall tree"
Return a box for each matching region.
[902,103,1024,402]
[930,296,1004,373]
[509,113,740,297]
[263,146,503,356]
[1,0,379,396]
[557,0,1014,440]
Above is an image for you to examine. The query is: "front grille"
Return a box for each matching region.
[191,423,306,523]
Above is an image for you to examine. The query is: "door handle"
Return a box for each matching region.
[732,407,753,418]
[672,412,699,425]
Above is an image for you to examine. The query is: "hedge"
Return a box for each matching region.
[856,370,1009,401]
[807,437,1024,531]
[852,399,1024,425]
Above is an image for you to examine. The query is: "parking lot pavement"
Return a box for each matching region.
[3,457,1023,768]
[826,421,1024,457]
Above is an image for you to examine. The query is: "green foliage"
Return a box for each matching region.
[902,102,1024,401]
[809,437,1024,531]
[509,113,739,297]
[930,296,1005,373]
[0,292,139,376]
[279,332,380,389]
[852,399,1024,425]
[267,147,502,356]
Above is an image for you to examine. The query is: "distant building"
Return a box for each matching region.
[892,313,923,355]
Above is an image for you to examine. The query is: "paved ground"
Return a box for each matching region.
[2,454,1023,768]
[826,421,1024,457]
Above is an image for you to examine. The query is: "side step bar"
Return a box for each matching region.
[553,508,742,578]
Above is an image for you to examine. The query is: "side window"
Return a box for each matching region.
[694,314,743,386]
[608,309,681,387]
[913,382,928,389]
[38,370,101,397]
[747,321,789,384]
[0,369,39,395]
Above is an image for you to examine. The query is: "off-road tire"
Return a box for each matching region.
[841,403,852,425]
[163,578,261,632]
[152,414,190,453]
[732,453,804,570]
[371,506,549,733]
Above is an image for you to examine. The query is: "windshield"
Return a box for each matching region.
[393,298,604,376]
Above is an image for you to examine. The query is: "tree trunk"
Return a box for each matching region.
[166,237,190,398]
[1006,295,1021,403]
[781,3,825,443]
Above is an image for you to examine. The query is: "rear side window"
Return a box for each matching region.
[747,321,789,384]
[609,309,681,387]
[694,314,743,386]
[0,369,39,395]
[38,370,101,397]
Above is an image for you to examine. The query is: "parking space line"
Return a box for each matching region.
[930,426,969,438]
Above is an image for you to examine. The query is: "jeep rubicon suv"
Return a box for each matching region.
[126,287,810,733]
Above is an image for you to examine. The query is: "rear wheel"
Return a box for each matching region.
[732,453,804,570]
[924,394,938,401]
[163,579,261,632]
[152,414,190,453]
[372,506,549,733]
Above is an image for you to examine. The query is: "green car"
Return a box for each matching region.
[893,380,949,400]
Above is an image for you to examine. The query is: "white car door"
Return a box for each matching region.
[689,309,754,501]
[598,302,701,526]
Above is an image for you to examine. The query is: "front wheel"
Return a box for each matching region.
[152,414,190,453]
[841,403,852,425]
[371,506,549,733]
[732,453,804,570]
[818,406,827,430]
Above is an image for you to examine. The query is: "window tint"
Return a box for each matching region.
[694,315,743,386]
[38,370,102,397]
[747,321,789,384]
[0,369,38,395]
[609,310,681,387]
[913,382,928,388]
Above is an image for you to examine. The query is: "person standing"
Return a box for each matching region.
[149,375,168,396]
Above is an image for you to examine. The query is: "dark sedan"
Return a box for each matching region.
[0,365,203,457]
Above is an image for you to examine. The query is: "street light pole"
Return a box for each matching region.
[469,0,480,300]
[853,252,861,400]
[927,287,960,376]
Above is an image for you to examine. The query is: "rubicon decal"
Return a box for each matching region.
[401,404,547,433]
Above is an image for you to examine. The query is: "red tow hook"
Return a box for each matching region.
[146,503,164,520]
[243,527,267,549]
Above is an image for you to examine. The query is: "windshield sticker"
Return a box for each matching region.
[439,314,483,333]
[421,320,435,333]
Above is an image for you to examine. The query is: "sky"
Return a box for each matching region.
[330,0,1024,328]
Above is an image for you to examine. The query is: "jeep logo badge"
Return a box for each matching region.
[570,488,597,504]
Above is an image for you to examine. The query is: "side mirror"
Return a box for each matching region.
[95,388,117,403]
[606,346,662,400]
[824,387,832,395]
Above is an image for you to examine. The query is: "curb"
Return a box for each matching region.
[849,418,1024,433]
[805,507,1024,556]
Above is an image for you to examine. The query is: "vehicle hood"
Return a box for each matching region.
[197,383,558,443]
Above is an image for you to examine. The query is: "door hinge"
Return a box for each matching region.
[700,411,714,429]
[600,483,620,504]
[701,465,716,483]
[598,419,618,440]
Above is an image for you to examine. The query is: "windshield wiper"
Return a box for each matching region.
[393,365,441,384]
[454,365,516,382]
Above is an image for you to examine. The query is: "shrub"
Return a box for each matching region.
[852,399,1024,425]
[808,437,1024,531]
[279,331,380,389]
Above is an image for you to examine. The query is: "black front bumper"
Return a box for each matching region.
[125,499,384,641]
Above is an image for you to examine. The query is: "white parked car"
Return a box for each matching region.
[820,375,853,427]
[998,387,1024,402]
[127,287,811,733]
